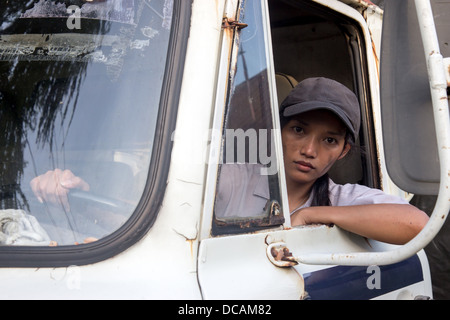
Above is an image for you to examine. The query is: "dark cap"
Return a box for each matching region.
[280,77,360,142]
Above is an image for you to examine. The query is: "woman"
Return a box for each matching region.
[280,77,428,245]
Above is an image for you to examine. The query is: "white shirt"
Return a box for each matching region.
[215,164,270,218]
[215,164,408,218]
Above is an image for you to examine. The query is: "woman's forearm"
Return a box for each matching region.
[291,204,429,245]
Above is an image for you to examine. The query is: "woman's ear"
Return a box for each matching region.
[338,143,352,160]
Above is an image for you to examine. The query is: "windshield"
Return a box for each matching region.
[0,0,174,246]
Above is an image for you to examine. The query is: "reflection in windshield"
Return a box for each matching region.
[0,0,174,246]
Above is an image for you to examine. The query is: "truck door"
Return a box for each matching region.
[197,0,436,300]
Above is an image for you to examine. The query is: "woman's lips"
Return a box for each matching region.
[294,160,315,172]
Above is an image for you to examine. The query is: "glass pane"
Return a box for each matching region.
[213,0,283,232]
[0,0,174,246]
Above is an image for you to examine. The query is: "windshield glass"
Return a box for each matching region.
[0,0,174,246]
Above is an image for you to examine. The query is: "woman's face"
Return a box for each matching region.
[281,109,351,188]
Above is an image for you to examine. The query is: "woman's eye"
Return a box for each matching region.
[325,137,337,144]
[293,126,303,134]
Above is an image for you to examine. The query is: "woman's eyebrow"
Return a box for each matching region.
[326,129,346,137]
[295,119,309,126]
[293,118,346,136]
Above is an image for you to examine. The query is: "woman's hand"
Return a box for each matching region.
[30,169,90,211]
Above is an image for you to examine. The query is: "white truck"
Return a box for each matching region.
[0,0,448,300]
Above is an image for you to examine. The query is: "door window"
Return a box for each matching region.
[212,0,285,235]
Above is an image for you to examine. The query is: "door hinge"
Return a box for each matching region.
[222,17,248,30]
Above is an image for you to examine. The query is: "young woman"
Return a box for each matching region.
[280,77,429,245]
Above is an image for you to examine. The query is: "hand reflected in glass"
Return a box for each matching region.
[30,169,90,211]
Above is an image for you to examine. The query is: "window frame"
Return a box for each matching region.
[202,0,290,238]
[0,0,192,268]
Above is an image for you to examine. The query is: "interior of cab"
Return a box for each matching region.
[269,0,379,188]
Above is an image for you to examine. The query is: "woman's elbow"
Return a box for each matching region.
[403,207,429,244]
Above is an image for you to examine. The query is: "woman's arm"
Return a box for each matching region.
[291,204,429,245]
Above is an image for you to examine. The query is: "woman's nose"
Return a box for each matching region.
[300,136,318,158]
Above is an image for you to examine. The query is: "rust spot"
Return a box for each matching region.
[49,241,58,247]
[267,243,299,268]
[187,239,195,258]
[222,17,248,30]
[271,246,298,264]
[448,63,450,85]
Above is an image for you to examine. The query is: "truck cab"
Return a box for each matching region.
[0,0,448,300]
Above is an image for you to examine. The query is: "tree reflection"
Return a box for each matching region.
[0,1,112,209]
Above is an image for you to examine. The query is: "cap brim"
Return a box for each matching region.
[283,101,356,140]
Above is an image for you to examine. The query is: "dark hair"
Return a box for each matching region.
[280,113,355,207]
[310,174,331,207]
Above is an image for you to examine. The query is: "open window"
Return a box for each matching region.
[269,0,378,189]
[211,0,378,236]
